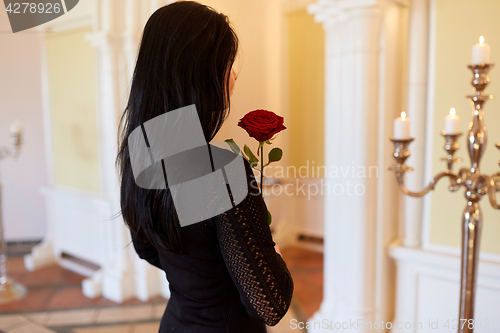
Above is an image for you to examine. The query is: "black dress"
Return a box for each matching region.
[129,155,294,333]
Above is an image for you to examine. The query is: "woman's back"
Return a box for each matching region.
[118,3,293,331]
[130,149,294,332]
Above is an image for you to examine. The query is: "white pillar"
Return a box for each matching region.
[83,0,170,303]
[403,0,429,248]
[84,0,134,303]
[308,0,407,331]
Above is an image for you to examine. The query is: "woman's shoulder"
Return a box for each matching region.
[209,143,244,165]
[209,143,259,198]
[209,143,255,174]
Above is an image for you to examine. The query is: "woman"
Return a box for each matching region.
[116,1,294,332]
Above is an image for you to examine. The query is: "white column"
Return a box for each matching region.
[83,0,136,303]
[308,0,407,331]
[402,0,429,248]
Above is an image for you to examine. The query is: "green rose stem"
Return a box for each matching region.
[260,144,264,195]
[259,144,273,225]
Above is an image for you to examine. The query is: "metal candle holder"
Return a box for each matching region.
[389,64,500,333]
[0,128,27,304]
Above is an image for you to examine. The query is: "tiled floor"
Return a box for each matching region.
[0,245,322,333]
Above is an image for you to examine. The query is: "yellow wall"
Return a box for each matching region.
[430,0,500,253]
[46,26,101,193]
[287,10,325,177]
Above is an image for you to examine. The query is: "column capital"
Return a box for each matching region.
[308,0,408,24]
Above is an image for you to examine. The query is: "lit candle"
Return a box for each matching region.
[445,108,460,135]
[472,36,490,65]
[394,111,410,140]
[10,120,23,136]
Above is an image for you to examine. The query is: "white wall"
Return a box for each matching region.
[428,0,500,255]
[208,0,289,168]
[0,10,47,241]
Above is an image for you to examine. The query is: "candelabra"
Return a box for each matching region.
[0,125,27,303]
[389,64,500,333]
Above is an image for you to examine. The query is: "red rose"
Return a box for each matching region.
[237,109,286,142]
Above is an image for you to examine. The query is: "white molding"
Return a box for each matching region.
[39,186,112,264]
[389,241,500,282]
[293,241,324,253]
[421,0,437,250]
[25,186,111,275]
[23,236,56,271]
[423,242,500,265]
[287,225,324,253]
[390,240,500,333]
[59,256,98,277]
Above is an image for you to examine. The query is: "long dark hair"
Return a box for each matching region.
[116,1,239,255]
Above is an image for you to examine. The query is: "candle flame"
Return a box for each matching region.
[450,108,456,116]
[480,36,485,43]
[401,111,406,118]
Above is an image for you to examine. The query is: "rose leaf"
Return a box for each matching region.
[268,147,283,163]
[225,139,242,154]
[244,145,259,165]
[225,139,250,163]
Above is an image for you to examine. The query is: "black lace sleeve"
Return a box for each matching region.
[214,158,294,326]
